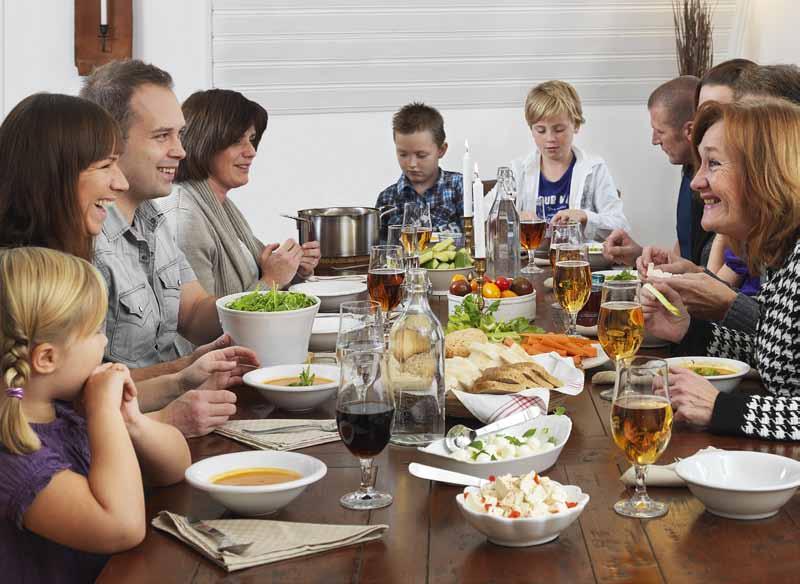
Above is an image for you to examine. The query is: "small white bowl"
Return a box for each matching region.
[588,250,613,270]
[448,290,537,322]
[665,356,750,393]
[309,315,340,352]
[216,291,320,367]
[427,267,473,293]
[289,280,367,313]
[456,483,589,546]
[418,414,571,478]
[243,364,340,412]
[675,450,800,520]
[185,451,327,516]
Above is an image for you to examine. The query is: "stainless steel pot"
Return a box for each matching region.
[289,206,395,258]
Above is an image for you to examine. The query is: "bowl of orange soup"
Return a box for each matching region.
[243,364,340,412]
[185,451,327,516]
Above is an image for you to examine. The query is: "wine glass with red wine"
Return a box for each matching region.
[336,350,395,510]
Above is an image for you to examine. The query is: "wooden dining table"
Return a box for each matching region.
[98,269,800,584]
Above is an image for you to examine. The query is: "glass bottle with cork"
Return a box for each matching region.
[486,166,521,281]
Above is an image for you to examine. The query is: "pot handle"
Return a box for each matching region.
[281,214,310,223]
[377,206,396,221]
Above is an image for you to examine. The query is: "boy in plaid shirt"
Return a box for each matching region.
[376,103,463,240]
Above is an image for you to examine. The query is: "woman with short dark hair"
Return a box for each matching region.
[0,93,128,261]
[171,89,318,297]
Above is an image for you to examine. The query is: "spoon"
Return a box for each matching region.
[444,405,542,453]
[187,517,253,555]
[408,463,485,487]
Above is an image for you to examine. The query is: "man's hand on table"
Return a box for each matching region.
[667,367,718,427]
[155,388,238,438]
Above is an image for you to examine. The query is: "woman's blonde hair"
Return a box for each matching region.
[524,80,586,129]
[692,98,800,273]
[0,247,107,454]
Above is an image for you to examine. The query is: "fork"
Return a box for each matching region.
[243,420,338,435]
[186,517,253,555]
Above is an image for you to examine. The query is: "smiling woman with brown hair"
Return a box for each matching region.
[169,89,319,299]
[0,93,128,261]
[643,97,800,441]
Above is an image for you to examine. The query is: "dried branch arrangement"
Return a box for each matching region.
[673,0,714,77]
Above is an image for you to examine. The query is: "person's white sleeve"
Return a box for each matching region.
[581,161,630,242]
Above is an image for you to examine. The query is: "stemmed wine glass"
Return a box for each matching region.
[367,245,405,315]
[336,350,395,510]
[610,357,673,518]
[597,282,644,401]
[553,243,591,336]
[519,197,547,274]
[402,202,432,267]
[549,221,582,272]
[336,300,384,364]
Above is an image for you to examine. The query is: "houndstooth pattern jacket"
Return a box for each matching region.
[706,238,800,440]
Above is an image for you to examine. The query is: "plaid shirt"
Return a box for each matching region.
[376,169,463,240]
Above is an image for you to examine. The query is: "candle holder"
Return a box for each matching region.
[473,257,487,312]
[463,215,474,255]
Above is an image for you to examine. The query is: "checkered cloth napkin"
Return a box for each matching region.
[153,511,388,572]
[215,419,341,451]
[451,352,585,423]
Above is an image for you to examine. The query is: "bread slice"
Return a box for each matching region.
[444,328,488,358]
[472,379,524,394]
[510,362,562,388]
[479,366,530,386]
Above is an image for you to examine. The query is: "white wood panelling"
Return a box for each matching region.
[212,1,740,114]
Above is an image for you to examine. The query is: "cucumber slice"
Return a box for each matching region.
[418,250,434,265]
[643,283,681,316]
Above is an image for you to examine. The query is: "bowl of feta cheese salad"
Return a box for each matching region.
[418,413,572,478]
[457,471,589,546]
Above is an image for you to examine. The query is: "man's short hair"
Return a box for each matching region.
[176,89,269,182]
[524,80,586,129]
[79,59,173,137]
[392,102,446,147]
[647,75,700,128]
[696,58,758,105]
[735,64,800,106]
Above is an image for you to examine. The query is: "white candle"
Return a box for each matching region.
[472,163,486,258]
[100,0,108,26]
[462,139,473,218]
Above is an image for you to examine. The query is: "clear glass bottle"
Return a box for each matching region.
[486,166,521,280]
[386,268,445,446]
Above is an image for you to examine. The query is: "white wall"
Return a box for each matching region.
[2,0,796,251]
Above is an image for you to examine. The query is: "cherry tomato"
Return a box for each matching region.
[449,279,470,297]
[495,277,511,291]
[482,282,501,299]
[501,289,518,298]
[470,279,479,293]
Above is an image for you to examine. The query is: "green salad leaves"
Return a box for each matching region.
[445,294,544,342]
[226,284,317,312]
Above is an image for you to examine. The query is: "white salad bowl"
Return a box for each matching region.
[418,414,571,478]
[675,450,800,520]
[243,364,340,412]
[665,356,750,393]
[185,451,327,516]
[456,483,589,546]
[289,280,367,313]
[216,291,320,367]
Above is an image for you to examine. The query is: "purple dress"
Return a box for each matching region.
[0,402,107,583]
[723,248,761,297]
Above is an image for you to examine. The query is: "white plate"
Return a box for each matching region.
[581,343,609,370]
[534,257,551,267]
[418,415,572,479]
[575,324,597,337]
[289,280,368,313]
[544,277,553,290]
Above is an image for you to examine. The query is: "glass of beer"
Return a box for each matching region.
[553,243,591,335]
[597,281,644,401]
[519,198,547,274]
[336,349,395,510]
[549,221,582,271]
[610,357,673,518]
[368,245,405,315]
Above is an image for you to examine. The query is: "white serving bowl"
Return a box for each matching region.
[418,414,571,478]
[427,267,474,293]
[675,450,800,520]
[289,280,367,313]
[185,451,327,516]
[243,364,340,412]
[456,483,589,546]
[588,250,612,270]
[448,290,536,322]
[665,356,750,393]
[216,291,320,367]
[309,315,340,353]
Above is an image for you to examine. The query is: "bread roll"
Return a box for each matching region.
[445,328,488,358]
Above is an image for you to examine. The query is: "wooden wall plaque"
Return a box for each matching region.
[74,0,133,76]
